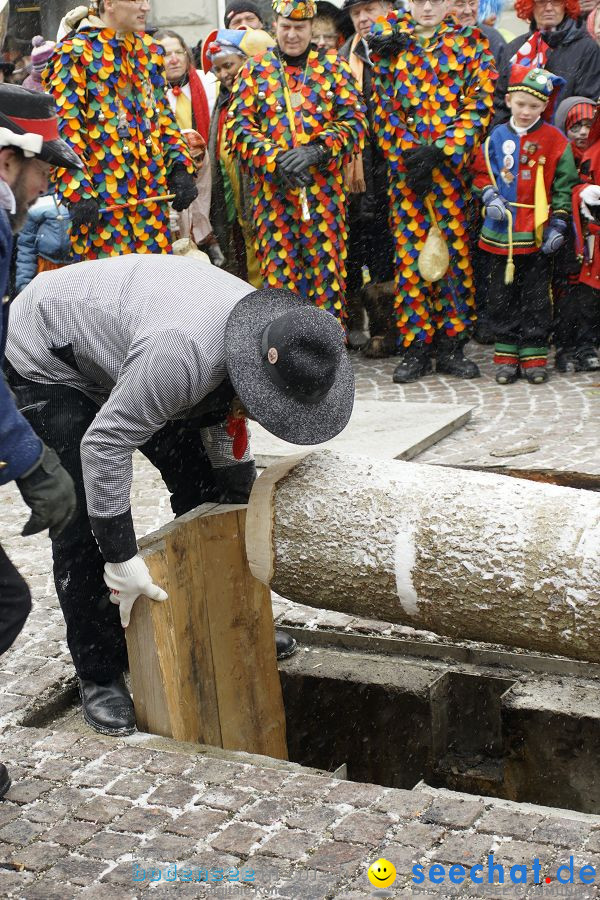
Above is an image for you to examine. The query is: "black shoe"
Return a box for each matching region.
[0,763,11,800]
[495,363,519,385]
[556,349,600,372]
[436,342,481,379]
[555,351,576,373]
[275,630,297,660]
[79,675,136,736]
[523,366,548,384]
[392,344,433,383]
[574,351,600,372]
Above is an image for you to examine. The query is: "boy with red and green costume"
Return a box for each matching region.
[472,65,578,384]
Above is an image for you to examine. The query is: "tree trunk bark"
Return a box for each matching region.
[246,450,600,663]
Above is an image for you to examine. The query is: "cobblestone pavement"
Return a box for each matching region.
[1,724,600,899]
[1,350,599,898]
[352,344,600,476]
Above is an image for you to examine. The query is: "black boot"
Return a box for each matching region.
[435,334,480,379]
[275,630,297,660]
[0,763,11,800]
[574,348,600,371]
[392,342,433,383]
[79,675,136,736]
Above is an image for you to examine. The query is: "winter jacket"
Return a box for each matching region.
[480,24,506,66]
[0,202,43,485]
[493,18,600,124]
[15,195,72,295]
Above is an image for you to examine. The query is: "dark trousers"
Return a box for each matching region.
[485,252,553,348]
[554,282,600,355]
[0,544,32,656]
[346,193,395,296]
[7,373,226,683]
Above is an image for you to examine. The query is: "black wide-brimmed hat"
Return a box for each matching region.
[0,83,81,169]
[225,288,355,445]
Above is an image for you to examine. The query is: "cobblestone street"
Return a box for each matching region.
[0,349,599,898]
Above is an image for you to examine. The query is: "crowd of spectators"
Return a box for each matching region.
[5,0,600,385]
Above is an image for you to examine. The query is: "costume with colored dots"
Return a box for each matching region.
[370,11,496,348]
[225,48,366,322]
[44,28,194,260]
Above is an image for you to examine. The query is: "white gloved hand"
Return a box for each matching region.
[580,184,600,220]
[104,555,168,628]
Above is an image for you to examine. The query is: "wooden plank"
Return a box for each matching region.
[127,505,287,759]
[201,509,288,759]
[127,544,174,738]
[162,514,222,746]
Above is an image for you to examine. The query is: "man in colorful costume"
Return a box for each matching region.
[368,3,496,383]
[472,66,578,383]
[45,0,198,260]
[225,0,367,324]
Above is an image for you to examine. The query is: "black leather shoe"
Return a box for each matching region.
[574,350,600,371]
[392,345,433,383]
[79,675,136,736]
[436,344,480,379]
[275,630,297,660]
[0,763,11,799]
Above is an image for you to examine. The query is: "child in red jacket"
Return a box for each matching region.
[569,108,600,370]
[552,98,600,372]
[472,66,578,384]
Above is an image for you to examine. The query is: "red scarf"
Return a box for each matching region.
[171,68,210,141]
[513,31,551,69]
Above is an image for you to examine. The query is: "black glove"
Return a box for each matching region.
[366,30,409,57]
[168,165,199,211]
[213,461,257,504]
[403,145,445,199]
[16,444,77,540]
[277,143,329,189]
[69,198,100,231]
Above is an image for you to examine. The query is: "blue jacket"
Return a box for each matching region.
[15,194,71,295]
[0,207,42,485]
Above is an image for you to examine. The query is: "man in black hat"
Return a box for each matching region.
[0,84,79,799]
[339,0,394,355]
[224,0,266,28]
[5,256,353,737]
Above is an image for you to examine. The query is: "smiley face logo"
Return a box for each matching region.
[367,858,397,888]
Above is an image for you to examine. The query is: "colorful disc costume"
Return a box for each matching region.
[370,11,496,347]
[225,47,366,321]
[44,26,194,260]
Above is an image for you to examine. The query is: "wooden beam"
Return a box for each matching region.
[127,504,287,759]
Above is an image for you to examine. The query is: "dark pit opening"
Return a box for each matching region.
[280,641,600,815]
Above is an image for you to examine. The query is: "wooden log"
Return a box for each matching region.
[127,504,288,760]
[246,450,600,663]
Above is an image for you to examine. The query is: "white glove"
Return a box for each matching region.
[104,555,168,629]
[580,184,600,220]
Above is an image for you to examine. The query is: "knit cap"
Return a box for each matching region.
[565,101,596,132]
[30,36,55,75]
[224,0,264,27]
